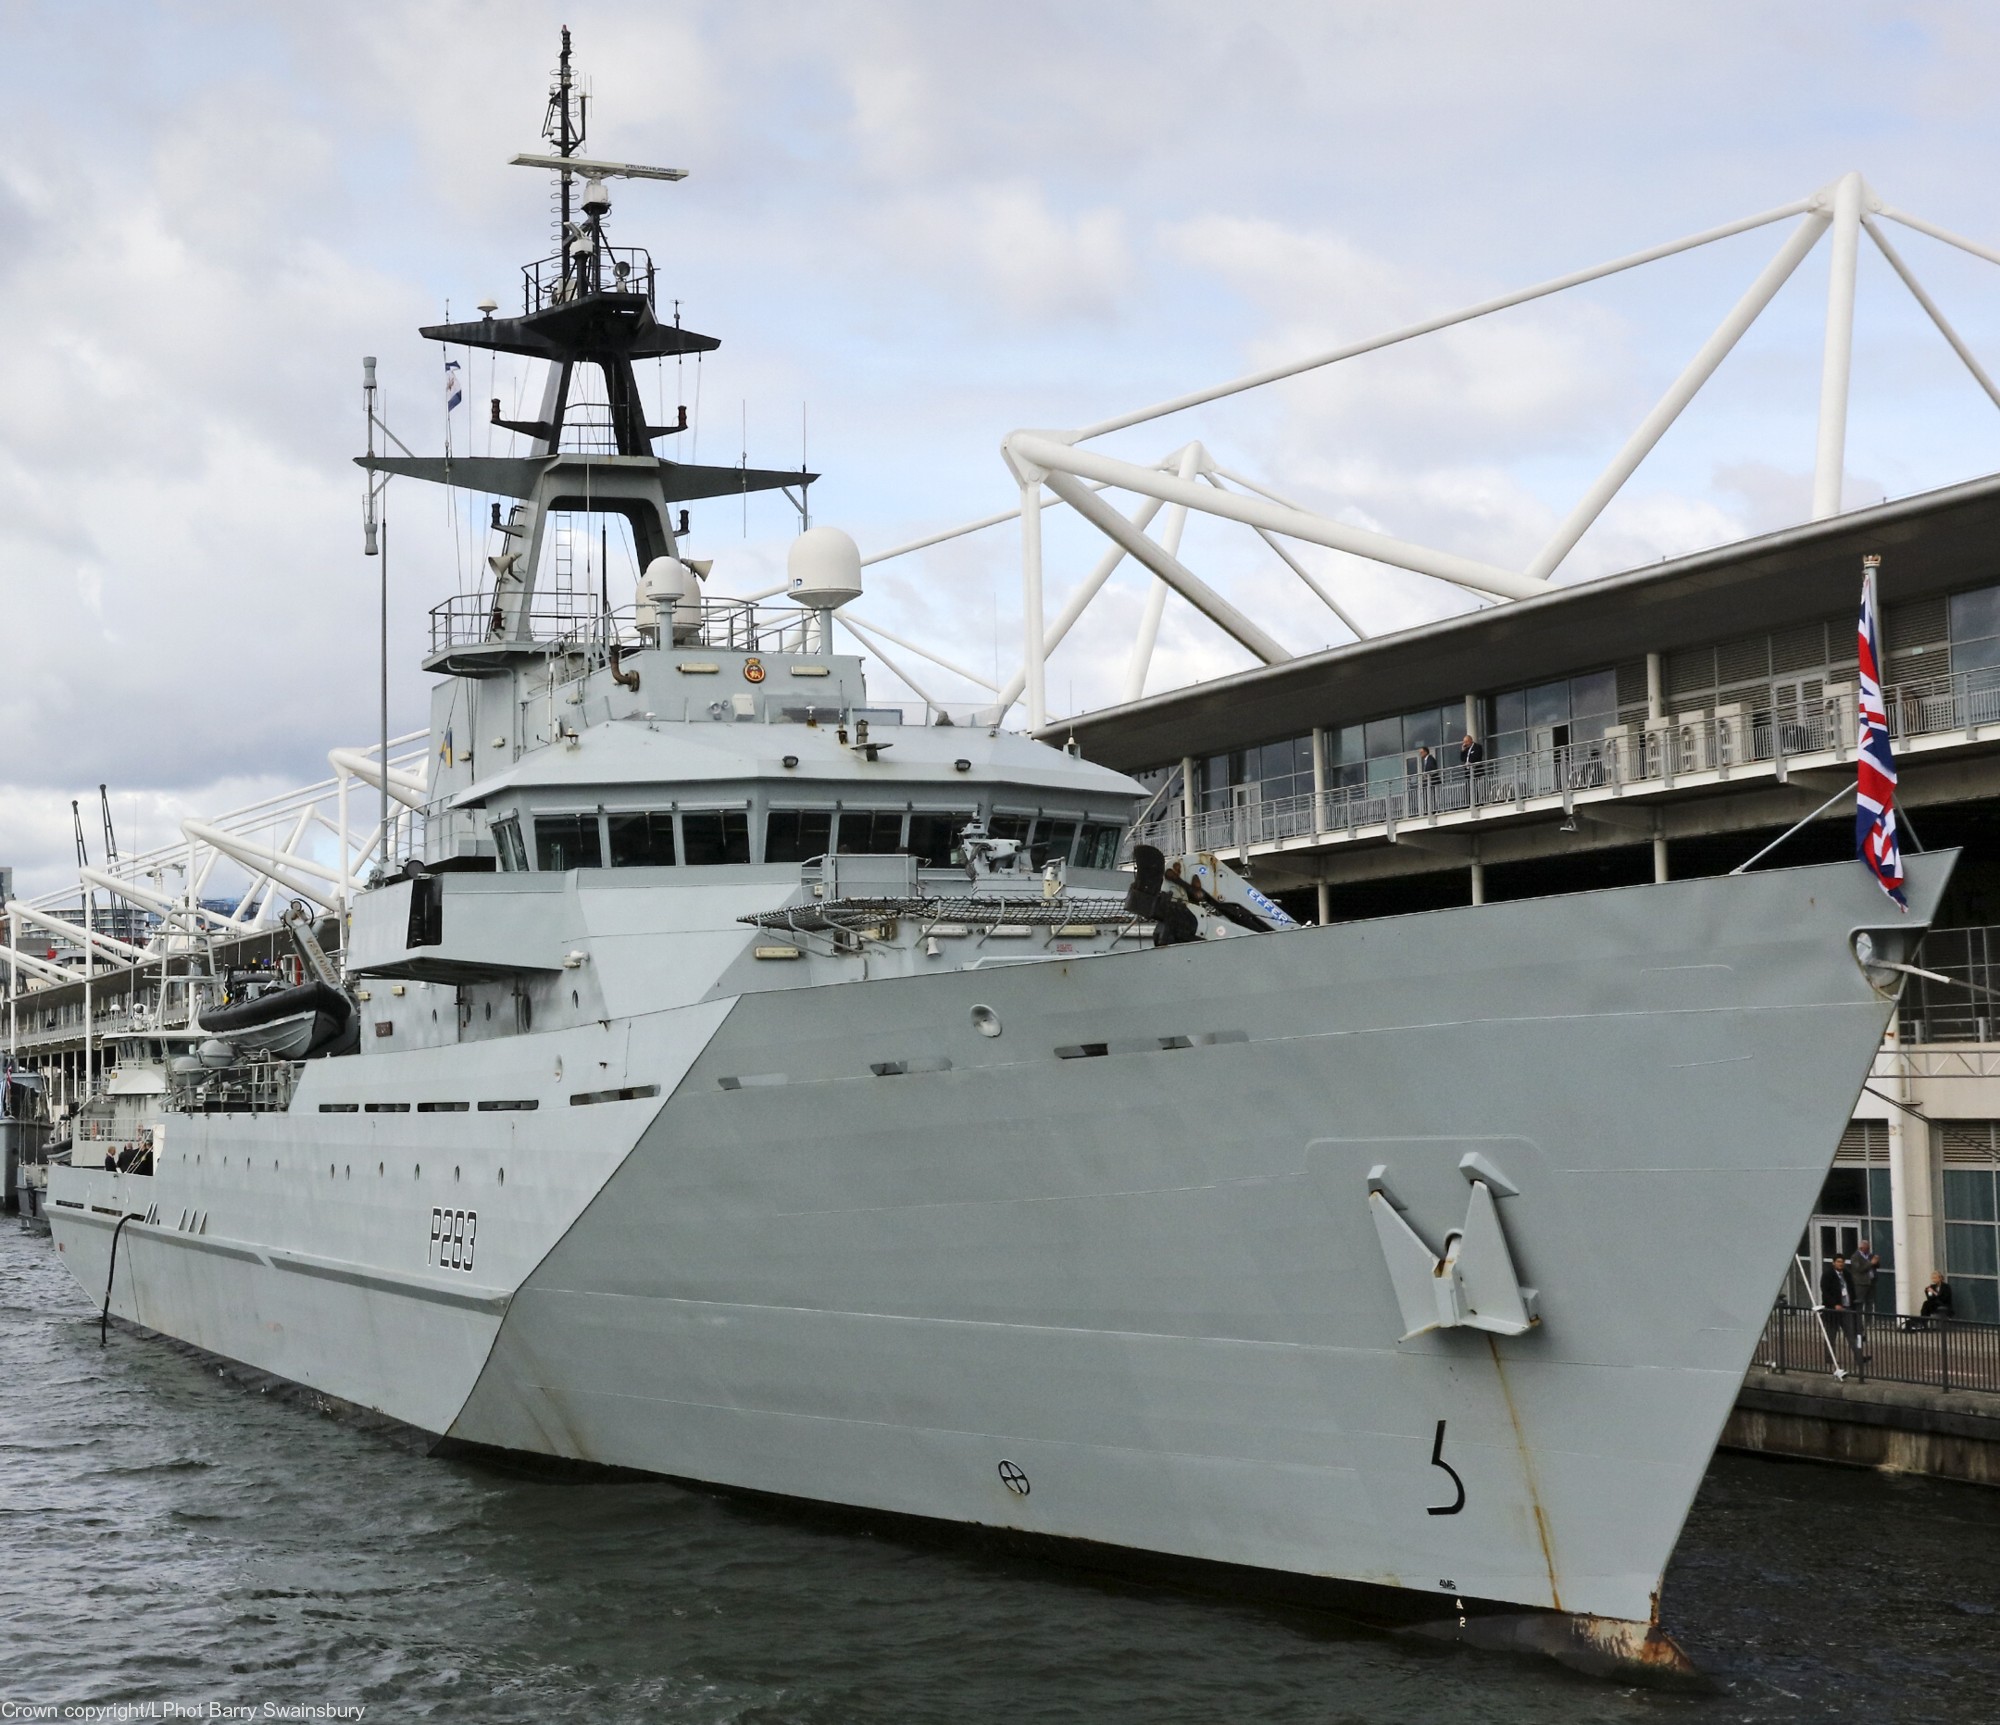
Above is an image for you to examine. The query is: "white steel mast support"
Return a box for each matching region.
[1525,210,1831,581]
[991,488,1171,717]
[1020,479,1047,730]
[1813,171,1866,521]
[1863,217,2000,413]
[1124,444,1204,700]
[1038,468,1292,664]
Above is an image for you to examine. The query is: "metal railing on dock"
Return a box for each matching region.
[1758,1302,2000,1394]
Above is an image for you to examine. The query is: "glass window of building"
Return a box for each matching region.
[1808,1141,1896,1313]
[839,810,906,854]
[681,810,751,866]
[1943,1145,2000,1322]
[1485,671,1620,761]
[1949,582,2000,684]
[1327,705,1466,794]
[535,814,602,871]
[1197,739,1314,811]
[765,809,833,864]
[608,811,676,867]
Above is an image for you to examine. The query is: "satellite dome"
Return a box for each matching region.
[787,527,863,609]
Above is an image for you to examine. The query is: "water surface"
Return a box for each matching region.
[4,1223,1996,1722]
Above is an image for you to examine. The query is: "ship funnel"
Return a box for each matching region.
[636,556,701,645]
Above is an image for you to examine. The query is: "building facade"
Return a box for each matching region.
[1063,472,2000,1321]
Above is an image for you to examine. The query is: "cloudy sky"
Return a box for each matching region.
[7,0,2000,893]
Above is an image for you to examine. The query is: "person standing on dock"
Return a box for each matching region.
[1819,1252,1859,1370]
[1851,1239,1881,1315]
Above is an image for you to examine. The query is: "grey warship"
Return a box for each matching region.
[46,33,1951,1675]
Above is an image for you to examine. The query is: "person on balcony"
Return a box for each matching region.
[1412,745,1443,814]
[1459,733,1485,807]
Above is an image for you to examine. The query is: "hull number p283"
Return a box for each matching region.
[429,1208,478,1272]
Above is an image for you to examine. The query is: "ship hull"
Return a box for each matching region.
[49,857,1945,1654]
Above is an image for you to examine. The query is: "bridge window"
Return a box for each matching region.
[838,811,905,854]
[766,810,834,864]
[535,814,602,871]
[1036,820,1077,864]
[609,811,677,867]
[906,813,971,867]
[682,810,751,865]
[493,817,528,873]
[1075,822,1123,870]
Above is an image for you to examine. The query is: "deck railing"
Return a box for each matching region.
[519,245,656,315]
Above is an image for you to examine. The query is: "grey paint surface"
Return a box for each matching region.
[451,852,1947,1625]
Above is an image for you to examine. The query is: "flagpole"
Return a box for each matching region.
[380,511,390,870]
[1729,782,1856,875]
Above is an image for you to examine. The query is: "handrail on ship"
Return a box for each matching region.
[520,245,656,315]
[428,593,819,659]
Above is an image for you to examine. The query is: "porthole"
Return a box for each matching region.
[484,1001,492,1021]
[378,1162,384,1176]
[455,1165,462,1181]
[414,1163,422,1177]
[498,1168,506,1185]
[328,1163,334,1177]
[572,989,579,1008]
[970,1004,1002,1038]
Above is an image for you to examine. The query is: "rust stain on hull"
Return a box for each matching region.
[1486,1334,1562,1613]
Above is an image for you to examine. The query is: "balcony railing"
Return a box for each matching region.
[1758,1302,2000,1393]
[1138,666,2000,857]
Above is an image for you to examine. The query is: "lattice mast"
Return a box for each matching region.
[355,29,815,664]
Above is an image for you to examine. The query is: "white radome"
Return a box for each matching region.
[787,527,863,609]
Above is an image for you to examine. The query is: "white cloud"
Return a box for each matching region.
[9,2,2000,891]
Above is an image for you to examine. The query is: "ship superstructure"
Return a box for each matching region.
[44,34,1955,1677]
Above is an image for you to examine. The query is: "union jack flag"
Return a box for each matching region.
[1856,557,1907,908]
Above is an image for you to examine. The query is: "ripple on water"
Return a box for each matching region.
[4,1223,2000,1722]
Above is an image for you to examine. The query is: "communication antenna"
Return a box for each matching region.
[539,25,588,251]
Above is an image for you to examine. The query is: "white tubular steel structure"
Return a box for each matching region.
[2,734,427,1005]
[834,172,2000,731]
